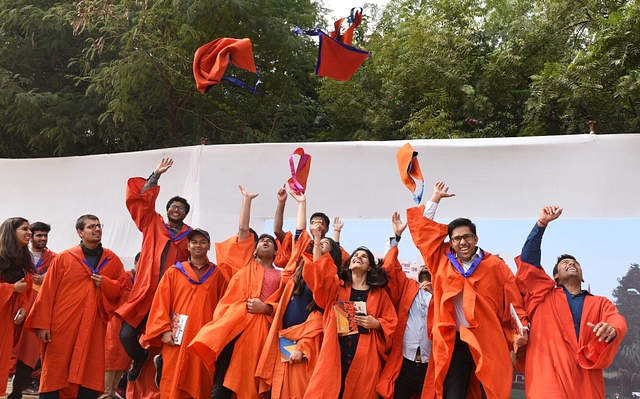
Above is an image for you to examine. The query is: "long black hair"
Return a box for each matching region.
[0,217,33,283]
[292,237,342,312]
[338,246,388,288]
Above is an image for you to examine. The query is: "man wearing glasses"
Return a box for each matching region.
[406,182,528,399]
[117,158,192,383]
[26,215,127,399]
[514,206,627,399]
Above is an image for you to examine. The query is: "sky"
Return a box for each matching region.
[266,217,640,302]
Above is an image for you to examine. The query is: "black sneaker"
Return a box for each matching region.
[153,354,163,388]
[127,350,149,382]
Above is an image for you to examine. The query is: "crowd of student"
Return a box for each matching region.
[0,157,629,399]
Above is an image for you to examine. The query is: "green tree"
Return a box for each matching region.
[612,263,640,397]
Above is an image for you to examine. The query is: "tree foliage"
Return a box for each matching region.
[612,263,640,396]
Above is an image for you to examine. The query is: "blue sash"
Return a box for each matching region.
[175,262,216,285]
[445,249,484,278]
[164,224,192,242]
[83,257,109,274]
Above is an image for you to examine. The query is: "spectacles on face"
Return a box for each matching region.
[559,259,579,267]
[450,234,475,244]
[169,205,185,212]
[85,223,104,230]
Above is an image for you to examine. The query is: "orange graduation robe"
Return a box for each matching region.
[105,269,134,371]
[117,177,191,327]
[25,245,127,396]
[12,247,57,369]
[514,256,627,399]
[188,236,281,399]
[0,272,33,396]
[302,253,398,399]
[406,206,527,399]
[255,231,322,399]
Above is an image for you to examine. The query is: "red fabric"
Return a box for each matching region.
[255,231,321,398]
[377,246,435,399]
[274,231,293,268]
[193,38,257,94]
[396,143,424,199]
[144,256,236,399]
[0,273,32,396]
[514,256,627,399]
[25,246,127,394]
[117,177,191,327]
[188,236,280,399]
[12,248,57,369]
[302,253,398,399]
[406,206,528,399]
[316,10,369,81]
[105,270,134,371]
[127,343,160,399]
[287,147,312,195]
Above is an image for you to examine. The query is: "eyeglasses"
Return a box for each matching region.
[169,205,186,212]
[450,234,475,244]
[85,224,104,230]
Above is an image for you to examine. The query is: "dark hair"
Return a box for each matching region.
[321,237,342,271]
[339,247,388,288]
[418,266,431,283]
[309,212,330,228]
[166,196,190,215]
[75,214,99,231]
[134,252,141,262]
[447,218,477,237]
[256,233,278,251]
[0,217,33,283]
[30,222,51,234]
[552,254,578,277]
[249,228,259,245]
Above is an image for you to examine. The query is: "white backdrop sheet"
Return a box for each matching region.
[1,134,639,267]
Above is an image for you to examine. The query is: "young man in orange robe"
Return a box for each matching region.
[406,182,528,399]
[514,206,627,399]
[9,222,57,399]
[377,212,434,399]
[25,215,128,399]
[145,227,246,399]
[189,185,283,399]
[117,157,192,382]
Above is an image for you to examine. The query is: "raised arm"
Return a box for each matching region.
[238,185,259,242]
[332,216,344,243]
[141,158,173,194]
[520,206,563,267]
[288,186,307,232]
[383,212,408,307]
[273,184,287,242]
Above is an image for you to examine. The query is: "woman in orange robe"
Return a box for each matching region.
[303,222,398,399]
[0,217,33,397]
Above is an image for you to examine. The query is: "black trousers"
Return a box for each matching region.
[39,386,97,399]
[8,360,33,399]
[210,336,238,399]
[394,357,428,399]
[442,334,486,399]
[119,315,148,363]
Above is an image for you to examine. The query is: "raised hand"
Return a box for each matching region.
[154,158,174,175]
[430,181,455,203]
[538,206,563,226]
[310,220,323,240]
[277,184,288,203]
[333,217,344,232]
[288,186,306,203]
[391,211,407,237]
[238,185,259,200]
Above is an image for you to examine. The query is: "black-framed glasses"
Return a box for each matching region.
[85,223,104,230]
[169,205,186,212]
[450,234,475,244]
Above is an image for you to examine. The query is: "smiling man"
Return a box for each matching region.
[406,182,528,399]
[514,206,627,399]
[117,158,192,382]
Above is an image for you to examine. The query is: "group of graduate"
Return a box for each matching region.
[0,155,629,399]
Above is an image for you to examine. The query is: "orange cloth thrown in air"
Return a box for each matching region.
[117,177,191,327]
[406,206,528,399]
[12,248,56,369]
[514,256,627,399]
[193,37,257,94]
[255,231,323,399]
[376,246,436,399]
[144,235,248,399]
[302,252,398,399]
[396,143,425,203]
[0,273,32,397]
[188,237,282,399]
[25,245,127,395]
[105,269,134,371]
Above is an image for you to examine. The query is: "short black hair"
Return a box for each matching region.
[30,221,51,233]
[134,252,141,262]
[166,196,190,215]
[256,233,278,251]
[75,214,99,231]
[339,247,389,288]
[418,266,431,283]
[447,218,477,237]
[310,212,330,228]
[552,254,578,277]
